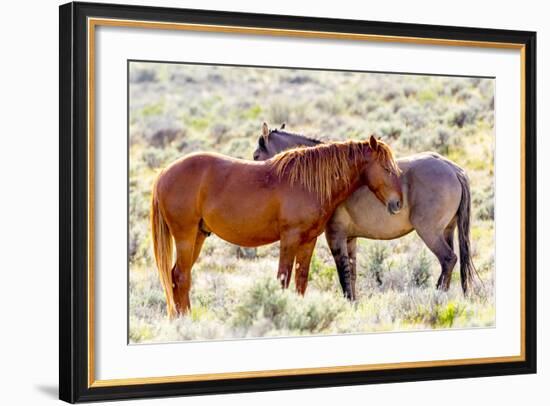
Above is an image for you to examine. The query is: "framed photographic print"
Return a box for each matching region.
[59,1,537,403]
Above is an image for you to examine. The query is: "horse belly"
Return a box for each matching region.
[201,191,281,247]
[346,186,413,240]
[354,208,413,240]
[205,214,280,247]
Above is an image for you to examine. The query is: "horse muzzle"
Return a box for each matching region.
[387,199,402,215]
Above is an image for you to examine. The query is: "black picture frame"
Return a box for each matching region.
[59,1,537,403]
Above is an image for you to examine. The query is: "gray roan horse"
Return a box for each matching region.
[253,124,476,299]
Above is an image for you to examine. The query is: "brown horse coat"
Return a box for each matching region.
[152,133,402,317]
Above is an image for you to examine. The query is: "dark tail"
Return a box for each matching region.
[455,169,475,294]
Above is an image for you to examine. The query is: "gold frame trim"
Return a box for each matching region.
[87,17,527,388]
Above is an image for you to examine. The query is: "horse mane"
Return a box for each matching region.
[270,129,323,145]
[268,139,400,204]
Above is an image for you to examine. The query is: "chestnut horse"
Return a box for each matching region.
[151,123,402,317]
[254,125,476,299]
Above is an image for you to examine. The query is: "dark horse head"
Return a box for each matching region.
[252,122,322,161]
[253,122,402,215]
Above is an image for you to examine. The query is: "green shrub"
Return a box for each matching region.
[366,244,388,287]
[231,278,289,329]
[230,277,345,334]
[411,251,432,288]
[309,254,336,292]
[435,301,465,328]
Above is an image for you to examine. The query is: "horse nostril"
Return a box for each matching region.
[388,200,401,214]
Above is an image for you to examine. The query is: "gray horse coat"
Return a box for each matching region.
[254,126,475,299]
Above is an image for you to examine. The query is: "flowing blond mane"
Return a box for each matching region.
[268,138,400,204]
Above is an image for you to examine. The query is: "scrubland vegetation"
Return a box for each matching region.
[129,62,495,343]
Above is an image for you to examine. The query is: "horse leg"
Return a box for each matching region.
[278,235,299,289]
[294,238,317,296]
[444,218,457,252]
[192,229,208,265]
[347,237,358,299]
[415,227,457,291]
[326,229,354,300]
[171,227,199,315]
[441,220,458,290]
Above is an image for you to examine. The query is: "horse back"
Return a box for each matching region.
[401,153,463,228]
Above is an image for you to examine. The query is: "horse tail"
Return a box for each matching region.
[455,169,475,294]
[150,174,176,318]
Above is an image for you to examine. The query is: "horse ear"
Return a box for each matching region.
[369,135,379,151]
[262,122,269,138]
[280,122,286,130]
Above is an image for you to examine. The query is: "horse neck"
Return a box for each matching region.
[285,132,321,147]
[326,169,363,209]
[323,148,370,209]
[272,132,321,155]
